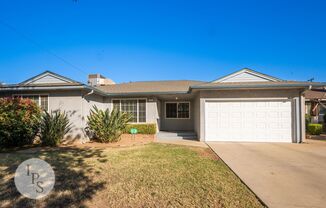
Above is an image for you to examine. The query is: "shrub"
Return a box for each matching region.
[87,106,132,143]
[124,124,157,134]
[40,111,72,146]
[0,97,41,147]
[307,124,323,135]
[305,114,311,130]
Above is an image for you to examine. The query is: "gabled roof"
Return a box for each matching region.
[20,70,81,85]
[1,68,325,95]
[212,68,282,83]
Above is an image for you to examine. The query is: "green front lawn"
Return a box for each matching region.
[0,143,263,207]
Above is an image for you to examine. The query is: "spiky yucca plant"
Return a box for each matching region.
[40,111,72,146]
[87,106,132,143]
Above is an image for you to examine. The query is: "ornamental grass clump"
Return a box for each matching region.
[39,110,72,146]
[87,106,132,143]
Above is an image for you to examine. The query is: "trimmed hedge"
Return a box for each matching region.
[307,123,323,135]
[124,123,156,135]
[305,114,311,130]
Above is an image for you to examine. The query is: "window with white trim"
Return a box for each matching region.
[13,94,49,111]
[166,102,190,119]
[113,99,146,123]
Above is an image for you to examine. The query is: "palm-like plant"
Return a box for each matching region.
[87,106,132,142]
[40,110,72,146]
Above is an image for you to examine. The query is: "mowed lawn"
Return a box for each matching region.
[0,143,263,208]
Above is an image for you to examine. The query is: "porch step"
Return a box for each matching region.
[156,131,197,140]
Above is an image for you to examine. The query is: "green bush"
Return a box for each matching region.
[0,97,41,147]
[40,111,72,146]
[124,123,157,134]
[87,106,132,143]
[307,123,323,135]
[305,114,311,130]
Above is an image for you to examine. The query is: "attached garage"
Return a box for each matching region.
[204,99,293,142]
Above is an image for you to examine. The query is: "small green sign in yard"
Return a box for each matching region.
[130,128,138,134]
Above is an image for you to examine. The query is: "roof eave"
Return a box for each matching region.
[0,84,108,96]
[105,91,190,96]
[190,83,326,90]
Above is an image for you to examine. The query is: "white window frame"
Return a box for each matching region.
[165,101,191,119]
[112,98,147,123]
[13,94,49,112]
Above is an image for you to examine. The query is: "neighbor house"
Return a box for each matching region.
[1,68,325,143]
[305,89,326,123]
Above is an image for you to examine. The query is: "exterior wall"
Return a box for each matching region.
[159,100,194,131]
[300,93,306,143]
[198,89,304,142]
[193,93,201,137]
[105,96,160,130]
[49,91,85,142]
[0,90,88,143]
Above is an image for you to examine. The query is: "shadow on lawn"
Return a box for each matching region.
[0,147,107,208]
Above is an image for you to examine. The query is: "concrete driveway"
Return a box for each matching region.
[207,140,326,208]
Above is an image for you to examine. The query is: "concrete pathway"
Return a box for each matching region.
[208,140,326,208]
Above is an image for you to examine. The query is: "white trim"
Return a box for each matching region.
[112,98,147,123]
[204,97,291,101]
[12,93,49,112]
[165,101,191,119]
[23,72,74,84]
[203,98,293,142]
[212,69,281,83]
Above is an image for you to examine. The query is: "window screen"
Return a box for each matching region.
[166,103,177,118]
[121,100,138,122]
[166,102,190,119]
[178,102,190,118]
[113,100,120,110]
[138,99,146,122]
[113,99,146,123]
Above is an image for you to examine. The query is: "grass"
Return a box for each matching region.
[0,143,264,208]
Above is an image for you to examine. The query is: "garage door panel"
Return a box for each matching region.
[205,100,292,142]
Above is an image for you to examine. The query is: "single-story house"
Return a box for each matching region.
[1,68,325,143]
[305,89,326,123]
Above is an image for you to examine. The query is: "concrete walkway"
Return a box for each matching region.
[208,140,326,208]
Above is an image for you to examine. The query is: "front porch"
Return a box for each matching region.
[155,93,198,134]
[156,131,197,140]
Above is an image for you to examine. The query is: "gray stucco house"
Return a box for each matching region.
[1,68,325,143]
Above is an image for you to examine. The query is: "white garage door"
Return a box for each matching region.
[205,100,292,142]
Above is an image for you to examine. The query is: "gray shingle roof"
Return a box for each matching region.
[305,90,326,99]
[96,80,205,94]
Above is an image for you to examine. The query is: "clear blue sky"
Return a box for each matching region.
[0,0,325,84]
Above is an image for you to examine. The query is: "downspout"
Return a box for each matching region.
[81,89,94,143]
[84,90,94,98]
